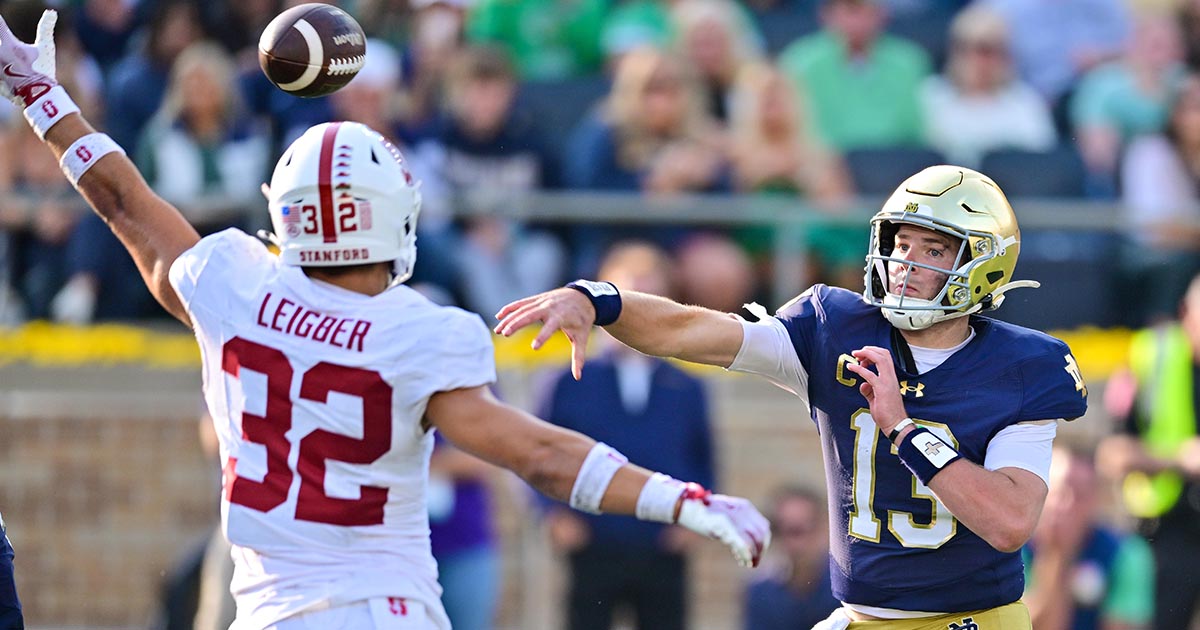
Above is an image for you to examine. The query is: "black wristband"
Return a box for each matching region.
[566,280,622,326]
[887,418,915,444]
[895,427,962,486]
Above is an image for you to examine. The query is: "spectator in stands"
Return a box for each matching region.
[1098,274,1200,630]
[323,38,459,305]
[135,42,268,232]
[919,4,1056,169]
[55,41,269,324]
[564,47,728,273]
[465,0,607,80]
[537,240,716,630]
[1118,72,1200,325]
[671,0,765,122]
[601,0,675,64]
[414,45,565,317]
[200,0,281,58]
[0,6,101,323]
[982,0,1129,109]
[104,0,206,154]
[0,123,89,322]
[1180,0,1200,72]
[397,0,469,133]
[726,62,857,290]
[74,0,143,69]
[743,485,840,630]
[674,232,758,314]
[429,436,501,630]
[1023,445,1154,630]
[1071,10,1185,198]
[777,0,930,151]
[728,63,847,200]
[350,0,410,47]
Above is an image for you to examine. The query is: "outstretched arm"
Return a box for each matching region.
[427,385,770,567]
[0,10,199,325]
[42,115,199,324]
[495,286,744,379]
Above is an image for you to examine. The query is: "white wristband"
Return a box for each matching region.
[60,133,125,186]
[24,85,79,139]
[635,472,686,523]
[569,442,628,514]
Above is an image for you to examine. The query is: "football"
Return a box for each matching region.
[258,3,367,98]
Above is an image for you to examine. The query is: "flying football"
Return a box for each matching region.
[258,3,367,98]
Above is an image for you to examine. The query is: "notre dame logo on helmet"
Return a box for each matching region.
[948,618,979,630]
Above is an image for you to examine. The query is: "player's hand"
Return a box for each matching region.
[495,288,597,380]
[844,345,907,433]
[675,485,770,568]
[0,10,59,107]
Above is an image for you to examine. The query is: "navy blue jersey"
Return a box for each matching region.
[776,285,1087,612]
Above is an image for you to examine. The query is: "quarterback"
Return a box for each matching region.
[498,165,1089,629]
[0,11,770,629]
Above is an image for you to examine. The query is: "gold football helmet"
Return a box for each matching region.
[863,165,1039,330]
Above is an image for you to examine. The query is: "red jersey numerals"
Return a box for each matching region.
[221,337,393,526]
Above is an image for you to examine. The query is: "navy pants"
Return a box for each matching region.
[0,522,22,630]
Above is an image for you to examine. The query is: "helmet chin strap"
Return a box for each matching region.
[881,279,1042,331]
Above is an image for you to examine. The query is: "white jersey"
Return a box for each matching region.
[169,229,495,629]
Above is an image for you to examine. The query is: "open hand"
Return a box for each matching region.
[495,288,597,380]
[675,487,771,569]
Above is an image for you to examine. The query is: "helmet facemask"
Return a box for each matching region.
[866,216,1002,331]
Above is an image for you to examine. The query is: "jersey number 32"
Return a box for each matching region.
[221,337,392,527]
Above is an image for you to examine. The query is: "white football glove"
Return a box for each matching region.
[675,484,771,568]
[0,9,58,107]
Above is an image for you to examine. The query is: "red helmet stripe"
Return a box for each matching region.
[317,122,343,243]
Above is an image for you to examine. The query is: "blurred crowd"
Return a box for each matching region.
[1,0,1199,328]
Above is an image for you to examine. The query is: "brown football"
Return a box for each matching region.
[258,3,366,98]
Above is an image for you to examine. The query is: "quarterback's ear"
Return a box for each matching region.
[260,183,271,201]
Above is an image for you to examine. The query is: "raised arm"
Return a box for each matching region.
[426,384,770,567]
[0,10,199,325]
[495,284,744,380]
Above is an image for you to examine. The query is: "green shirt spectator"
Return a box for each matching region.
[601,0,674,59]
[778,29,930,150]
[466,0,608,80]
[1071,62,1185,142]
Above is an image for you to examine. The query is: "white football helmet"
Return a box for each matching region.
[263,122,421,285]
[863,165,1039,330]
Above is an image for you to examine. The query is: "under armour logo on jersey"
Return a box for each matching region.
[948,617,979,630]
[924,441,944,458]
[388,597,408,616]
[898,380,924,397]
